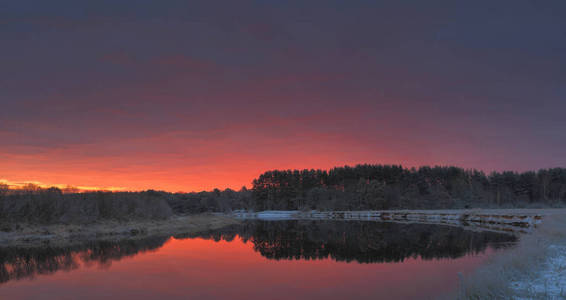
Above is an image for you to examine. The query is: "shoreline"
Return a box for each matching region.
[0,214,240,248]
[232,209,560,234]
[459,211,566,299]
[2,208,565,298]
[2,209,560,249]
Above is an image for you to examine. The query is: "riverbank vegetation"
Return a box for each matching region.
[0,214,239,248]
[0,187,172,225]
[459,212,566,299]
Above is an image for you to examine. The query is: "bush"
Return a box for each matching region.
[0,189,172,224]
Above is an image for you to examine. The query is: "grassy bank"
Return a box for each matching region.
[0,214,240,248]
[458,211,566,299]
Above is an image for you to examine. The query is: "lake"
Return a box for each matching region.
[0,220,516,300]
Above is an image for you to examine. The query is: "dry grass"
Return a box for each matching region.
[0,214,240,248]
[457,212,566,299]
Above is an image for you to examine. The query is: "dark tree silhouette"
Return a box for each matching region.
[2,165,566,222]
[250,165,566,211]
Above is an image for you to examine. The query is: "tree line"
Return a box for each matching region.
[0,186,172,225]
[1,165,566,223]
[251,165,566,211]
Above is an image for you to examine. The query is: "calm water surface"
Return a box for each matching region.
[0,221,516,300]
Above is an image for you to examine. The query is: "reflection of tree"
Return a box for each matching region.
[0,221,517,286]
[0,237,169,284]
[193,221,517,263]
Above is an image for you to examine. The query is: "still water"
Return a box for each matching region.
[0,221,515,300]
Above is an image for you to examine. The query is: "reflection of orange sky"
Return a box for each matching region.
[0,236,494,299]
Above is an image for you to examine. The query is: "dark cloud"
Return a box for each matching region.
[1,0,565,190]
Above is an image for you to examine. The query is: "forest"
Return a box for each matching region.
[250,165,566,211]
[1,165,566,224]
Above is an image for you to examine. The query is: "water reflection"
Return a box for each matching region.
[180,221,516,263]
[0,221,516,286]
[0,237,168,284]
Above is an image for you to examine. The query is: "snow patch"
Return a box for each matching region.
[512,245,566,299]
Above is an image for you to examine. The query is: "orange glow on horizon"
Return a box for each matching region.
[0,119,543,193]
[0,179,126,193]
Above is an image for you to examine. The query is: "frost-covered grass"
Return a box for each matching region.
[511,245,566,299]
[458,212,566,299]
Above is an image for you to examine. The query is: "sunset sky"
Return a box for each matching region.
[1,1,566,192]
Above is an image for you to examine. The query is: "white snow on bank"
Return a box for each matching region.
[512,244,566,299]
[232,210,542,232]
[256,211,298,220]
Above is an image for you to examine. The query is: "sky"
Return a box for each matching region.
[1,0,566,192]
